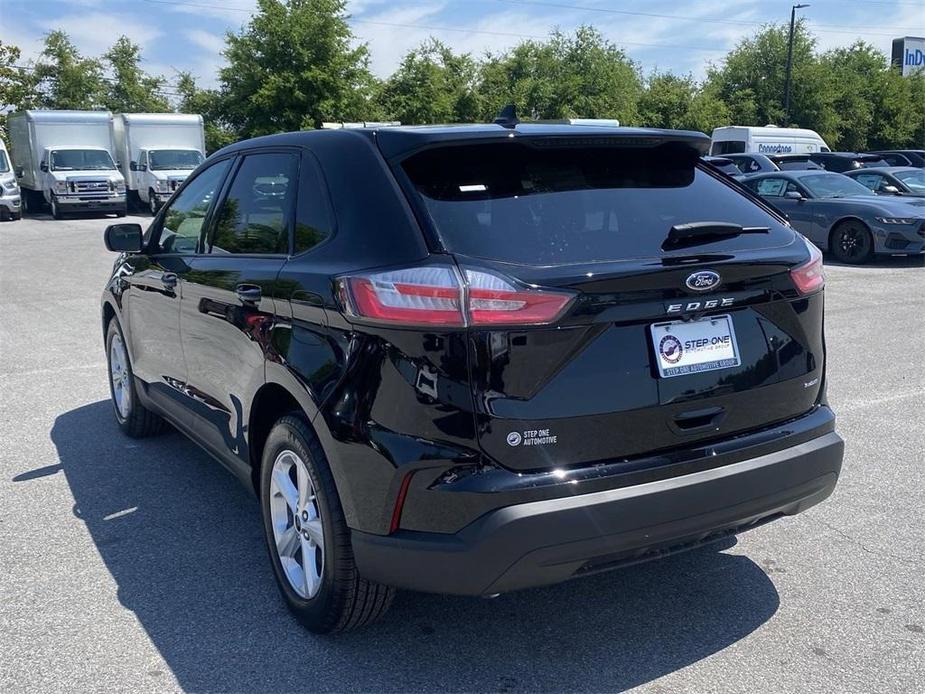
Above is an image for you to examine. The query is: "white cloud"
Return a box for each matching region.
[184,28,225,55]
[33,11,162,59]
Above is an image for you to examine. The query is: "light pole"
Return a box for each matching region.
[784,3,809,125]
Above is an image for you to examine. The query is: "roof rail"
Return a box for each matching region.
[320,121,401,129]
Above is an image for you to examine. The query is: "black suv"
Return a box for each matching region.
[101,123,844,633]
[808,152,890,172]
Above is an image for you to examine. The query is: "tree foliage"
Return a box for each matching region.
[175,71,236,153]
[476,27,641,123]
[1,17,922,152]
[32,31,106,110]
[379,39,480,125]
[102,36,169,113]
[218,0,377,135]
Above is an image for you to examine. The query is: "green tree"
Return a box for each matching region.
[379,39,480,124]
[0,41,38,116]
[706,21,834,136]
[32,30,106,109]
[684,84,731,135]
[638,72,696,129]
[476,26,641,123]
[102,36,169,113]
[218,0,378,136]
[175,71,237,153]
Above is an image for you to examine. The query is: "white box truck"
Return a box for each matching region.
[112,113,205,214]
[710,126,829,156]
[7,110,127,219]
[0,138,22,221]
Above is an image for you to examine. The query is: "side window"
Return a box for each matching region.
[732,158,751,174]
[713,141,746,155]
[854,174,883,192]
[294,153,334,254]
[156,158,232,254]
[755,178,786,197]
[210,152,298,255]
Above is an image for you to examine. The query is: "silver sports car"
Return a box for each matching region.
[743,170,925,263]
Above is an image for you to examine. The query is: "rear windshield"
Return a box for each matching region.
[402,142,792,265]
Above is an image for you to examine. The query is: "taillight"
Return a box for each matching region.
[337,266,574,327]
[791,237,825,295]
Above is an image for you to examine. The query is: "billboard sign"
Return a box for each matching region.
[892,37,925,76]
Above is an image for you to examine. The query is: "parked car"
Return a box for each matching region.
[112,112,206,215]
[724,152,779,175]
[844,167,925,198]
[0,138,21,221]
[743,170,925,263]
[710,125,829,155]
[866,150,925,168]
[101,122,843,633]
[702,155,743,178]
[767,154,824,171]
[7,110,126,218]
[808,152,890,172]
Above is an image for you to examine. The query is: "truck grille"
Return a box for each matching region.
[67,178,109,197]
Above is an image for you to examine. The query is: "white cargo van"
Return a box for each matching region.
[0,138,21,221]
[112,113,205,214]
[710,126,829,156]
[8,110,126,219]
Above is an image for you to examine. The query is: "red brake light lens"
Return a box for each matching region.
[791,238,825,295]
[338,267,574,327]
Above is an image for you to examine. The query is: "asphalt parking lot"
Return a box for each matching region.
[1,213,923,693]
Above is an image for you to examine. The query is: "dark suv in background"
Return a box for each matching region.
[101,122,844,633]
[809,152,890,172]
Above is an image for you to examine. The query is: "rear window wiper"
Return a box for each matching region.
[663,221,769,250]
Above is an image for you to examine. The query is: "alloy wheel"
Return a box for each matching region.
[109,332,131,419]
[269,450,325,599]
[836,224,871,262]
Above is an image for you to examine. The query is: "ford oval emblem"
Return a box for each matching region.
[685,270,721,292]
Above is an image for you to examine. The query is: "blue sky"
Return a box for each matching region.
[1,0,922,93]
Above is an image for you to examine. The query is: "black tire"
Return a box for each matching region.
[148,190,160,216]
[259,414,394,633]
[830,220,874,264]
[0,207,9,222]
[50,195,64,220]
[105,318,165,438]
[115,207,127,218]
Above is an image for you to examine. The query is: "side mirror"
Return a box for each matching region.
[784,190,804,200]
[139,163,147,171]
[40,162,48,172]
[130,161,138,171]
[104,223,143,253]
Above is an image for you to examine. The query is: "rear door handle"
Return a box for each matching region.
[160,272,178,288]
[236,284,262,304]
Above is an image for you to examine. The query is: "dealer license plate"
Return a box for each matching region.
[650,315,741,378]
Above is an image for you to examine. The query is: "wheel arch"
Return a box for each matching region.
[250,365,363,528]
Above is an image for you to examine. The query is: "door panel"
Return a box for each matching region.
[179,150,298,464]
[123,158,233,421]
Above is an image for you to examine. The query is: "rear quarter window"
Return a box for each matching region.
[401,142,792,265]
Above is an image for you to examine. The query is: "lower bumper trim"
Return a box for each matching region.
[352,431,843,595]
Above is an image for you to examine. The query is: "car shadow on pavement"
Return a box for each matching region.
[824,253,924,269]
[49,401,780,693]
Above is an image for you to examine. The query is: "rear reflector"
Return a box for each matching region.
[338,266,574,327]
[791,238,825,295]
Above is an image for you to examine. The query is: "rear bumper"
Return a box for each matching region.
[352,430,843,595]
